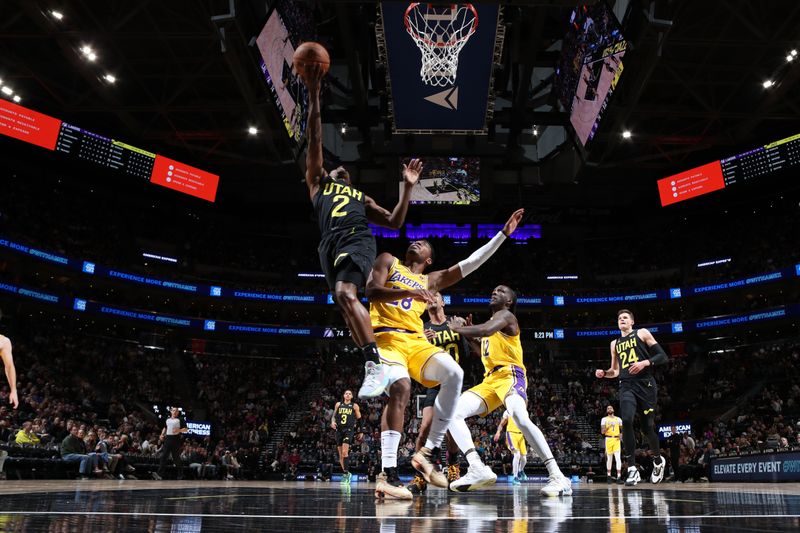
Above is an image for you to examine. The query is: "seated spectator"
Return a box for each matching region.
[14,421,41,446]
[60,426,100,479]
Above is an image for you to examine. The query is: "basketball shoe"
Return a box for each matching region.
[375,468,412,500]
[449,463,497,492]
[358,361,390,399]
[411,447,448,488]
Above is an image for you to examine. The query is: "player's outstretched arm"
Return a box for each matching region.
[303,64,326,200]
[449,309,515,339]
[428,208,525,291]
[365,159,423,229]
[365,253,436,304]
[0,335,18,409]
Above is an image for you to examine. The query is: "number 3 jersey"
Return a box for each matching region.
[615,329,654,381]
[369,257,428,334]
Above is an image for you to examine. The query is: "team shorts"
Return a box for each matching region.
[376,330,446,388]
[619,377,658,415]
[318,226,376,291]
[466,365,528,415]
[505,430,527,456]
[336,429,354,446]
[606,436,621,455]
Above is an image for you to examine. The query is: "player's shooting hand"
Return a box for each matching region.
[595,369,606,379]
[628,360,651,375]
[502,208,525,237]
[409,289,436,303]
[402,159,423,187]
[301,63,325,94]
[424,329,436,342]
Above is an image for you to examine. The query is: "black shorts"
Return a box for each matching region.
[318,226,376,292]
[337,429,355,446]
[422,387,439,410]
[619,377,658,414]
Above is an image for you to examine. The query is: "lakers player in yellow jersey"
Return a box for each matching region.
[367,209,525,498]
[601,405,623,482]
[494,410,528,484]
[447,285,572,496]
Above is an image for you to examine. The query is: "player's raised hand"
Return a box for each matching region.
[300,62,325,94]
[449,316,466,328]
[424,329,436,342]
[465,314,473,326]
[595,369,605,379]
[402,159,423,187]
[502,208,525,237]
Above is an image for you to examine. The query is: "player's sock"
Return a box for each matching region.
[519,454,527,476]
[343,456,349,473]
[447,451,460,467]
[360,342,381,364]
[464,449,483,468]
[512,453,521,478]
[381,430,401,470]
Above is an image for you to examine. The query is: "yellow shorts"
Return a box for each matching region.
[466,365,527,415]
[505,431,527,456]
[376,330,445,388]
[606,437,621,454]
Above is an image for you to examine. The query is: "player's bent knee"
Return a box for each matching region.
[390,378,411,403]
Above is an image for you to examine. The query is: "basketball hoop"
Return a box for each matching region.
[404,3,479,87]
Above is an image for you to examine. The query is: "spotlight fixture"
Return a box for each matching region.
[12,95,20,103]
[341,123,347,134]
[103,73,116,83]
[50,10,64,20]
[1,86,13,96]
[621,130,632,139]
[532,126,539,136]
[248,126,258,135]
[762,80,774,89]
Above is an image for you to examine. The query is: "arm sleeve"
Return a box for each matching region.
[458,231,507,277]
[648,343,669,366]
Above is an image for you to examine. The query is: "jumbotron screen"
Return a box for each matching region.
[255,8,306,144]
[556,2,627,146]
[658,132,800,206]
[401,157,480,205]
[0,98,219,202]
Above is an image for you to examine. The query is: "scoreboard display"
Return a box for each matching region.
[658,132,800,206]
[0,98,219,202]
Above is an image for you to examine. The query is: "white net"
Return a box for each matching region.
[404,3,478,87]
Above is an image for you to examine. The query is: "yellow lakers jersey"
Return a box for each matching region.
[504,411,521,434]
[602,416,622,437]
[369,257,428,334]
[481,328,524,374]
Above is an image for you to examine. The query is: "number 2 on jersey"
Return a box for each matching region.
[331,194,350,218]
[619,348,639,369]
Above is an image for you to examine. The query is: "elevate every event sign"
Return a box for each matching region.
[710,451,800,482]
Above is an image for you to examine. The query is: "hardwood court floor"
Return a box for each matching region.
[0,479,799,531]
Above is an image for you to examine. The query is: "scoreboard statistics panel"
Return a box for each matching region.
[0,98,219,202]
[658,132,800,206]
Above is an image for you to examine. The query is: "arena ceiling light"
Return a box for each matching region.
[80,45,97,62]
[532,126,539,136]
[12,95,20,103]
[788,54,795,62]
[1,86,13,96]
[248,126,258,135]
[50,10,64,20]
[621,130,632,139]
[762,80,774,89]
[103,73,116,84]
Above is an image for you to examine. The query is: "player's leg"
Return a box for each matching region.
[640,380,665,483]
[329,254,387,399]
[448,390,498,492]
[517,446,527,480]
[511,449,522,483]
[414,352,463,487]
[444,431,461,481]
[341,441,352,484]
[408,391,436,494]
[619,386,640,486]
[504,393,571,496]
[606,449,613,480]
[614,447,622,479]
[375,373,412,499]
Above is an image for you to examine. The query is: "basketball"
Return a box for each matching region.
[293,42,330,80]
